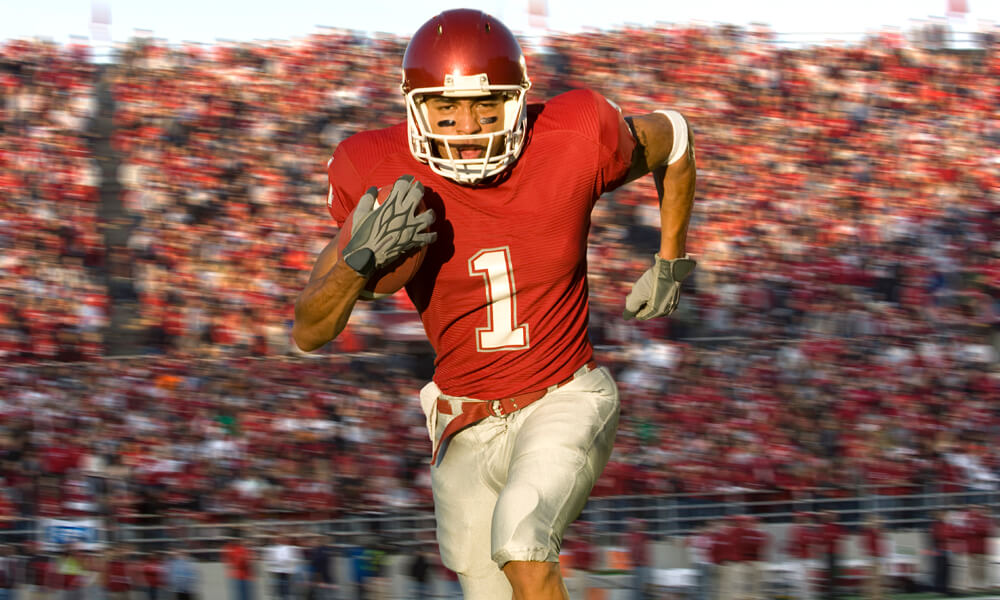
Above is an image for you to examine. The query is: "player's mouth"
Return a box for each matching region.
[452,145,486,159]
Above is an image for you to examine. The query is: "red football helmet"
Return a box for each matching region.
[401,9,531,184]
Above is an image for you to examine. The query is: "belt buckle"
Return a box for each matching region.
[488,399,506,418]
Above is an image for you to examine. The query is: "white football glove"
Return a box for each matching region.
[623,254,697,321]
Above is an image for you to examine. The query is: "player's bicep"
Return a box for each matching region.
[623,111,693,183]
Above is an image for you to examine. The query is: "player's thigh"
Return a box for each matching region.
[430,421,505,576]
[432,424,515,599]
[491,366,619,564]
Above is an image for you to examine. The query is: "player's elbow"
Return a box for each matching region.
[292,327,321,353]
[291,312,327,353]
[292,316,338,353]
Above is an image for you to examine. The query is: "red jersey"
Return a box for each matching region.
[223,543,254,580]
[711,525,738,564]
[106,559,131,592]
[562,535,597,571]
[327,89,635,398]
[965,511,993,555]
[863,526,885,558]
[786,523,814,559]
[628,529,650,567]
[821,521,844,554]
[744,525,769,561]
[141,558,164,588]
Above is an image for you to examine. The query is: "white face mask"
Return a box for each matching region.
[403,75,530,185]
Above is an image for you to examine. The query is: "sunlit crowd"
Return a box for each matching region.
[0,23,997,526]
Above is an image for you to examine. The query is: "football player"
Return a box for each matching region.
[293,9,696,599]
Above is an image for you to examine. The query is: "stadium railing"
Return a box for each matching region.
[2,485,994,558]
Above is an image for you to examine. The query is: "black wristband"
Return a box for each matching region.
[344,249,376,278]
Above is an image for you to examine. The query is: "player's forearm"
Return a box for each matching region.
[292,261,367,352]
[655,154,696,260]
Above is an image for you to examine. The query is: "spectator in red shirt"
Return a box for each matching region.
[929,510,953,597]
[744,516,769,600]
[561,521,597,600]
[730,515,754,599]
[965,505,994,593]
[786,512,817,600]
[625,518,651,600]
[819,511,844,600]
[862,514,887,600]
[104,546,132,600]
[222,530,256,600]
[139,551,166,600]
[0,494,17,531]
[946,508,971,594]
[687,522,716,600]
[713,516,739,600]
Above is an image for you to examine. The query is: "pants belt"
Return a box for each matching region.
[431,360,598,464]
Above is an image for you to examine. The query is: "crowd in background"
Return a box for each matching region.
[0,337,996,530]
[0,19,998,555]
[0,39,108,363]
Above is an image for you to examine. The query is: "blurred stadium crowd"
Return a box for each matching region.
[0,23,997,531]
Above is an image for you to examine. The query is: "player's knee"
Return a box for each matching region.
[456,570,513,600]
[502,560,564,597]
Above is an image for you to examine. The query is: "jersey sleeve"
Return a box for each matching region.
[325,143,366,227]
[592,90,637,195]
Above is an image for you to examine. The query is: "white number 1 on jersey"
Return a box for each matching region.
[469,247,529,352]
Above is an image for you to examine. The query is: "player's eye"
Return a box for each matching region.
[427,100,454,112]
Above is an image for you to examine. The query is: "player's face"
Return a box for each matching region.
[423,94,506,160]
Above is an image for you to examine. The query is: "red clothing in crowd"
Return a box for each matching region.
[223,542,254,580]
[563,534,597,572]
[931,518,953,555]
[965,510,994,556]
[821,520,844,555]
[733,521,754,561]
[141,556,164,589]
[712,522,739,564]
[628,527,651,567]
[105,558,131,592]
[786,522,818,559]
[744,522,769,561]
[863,525,886,558]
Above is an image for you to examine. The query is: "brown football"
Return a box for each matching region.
[338,185,428,300]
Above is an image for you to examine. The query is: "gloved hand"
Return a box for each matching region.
[623,254,697,320]
[342,175,437,277]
